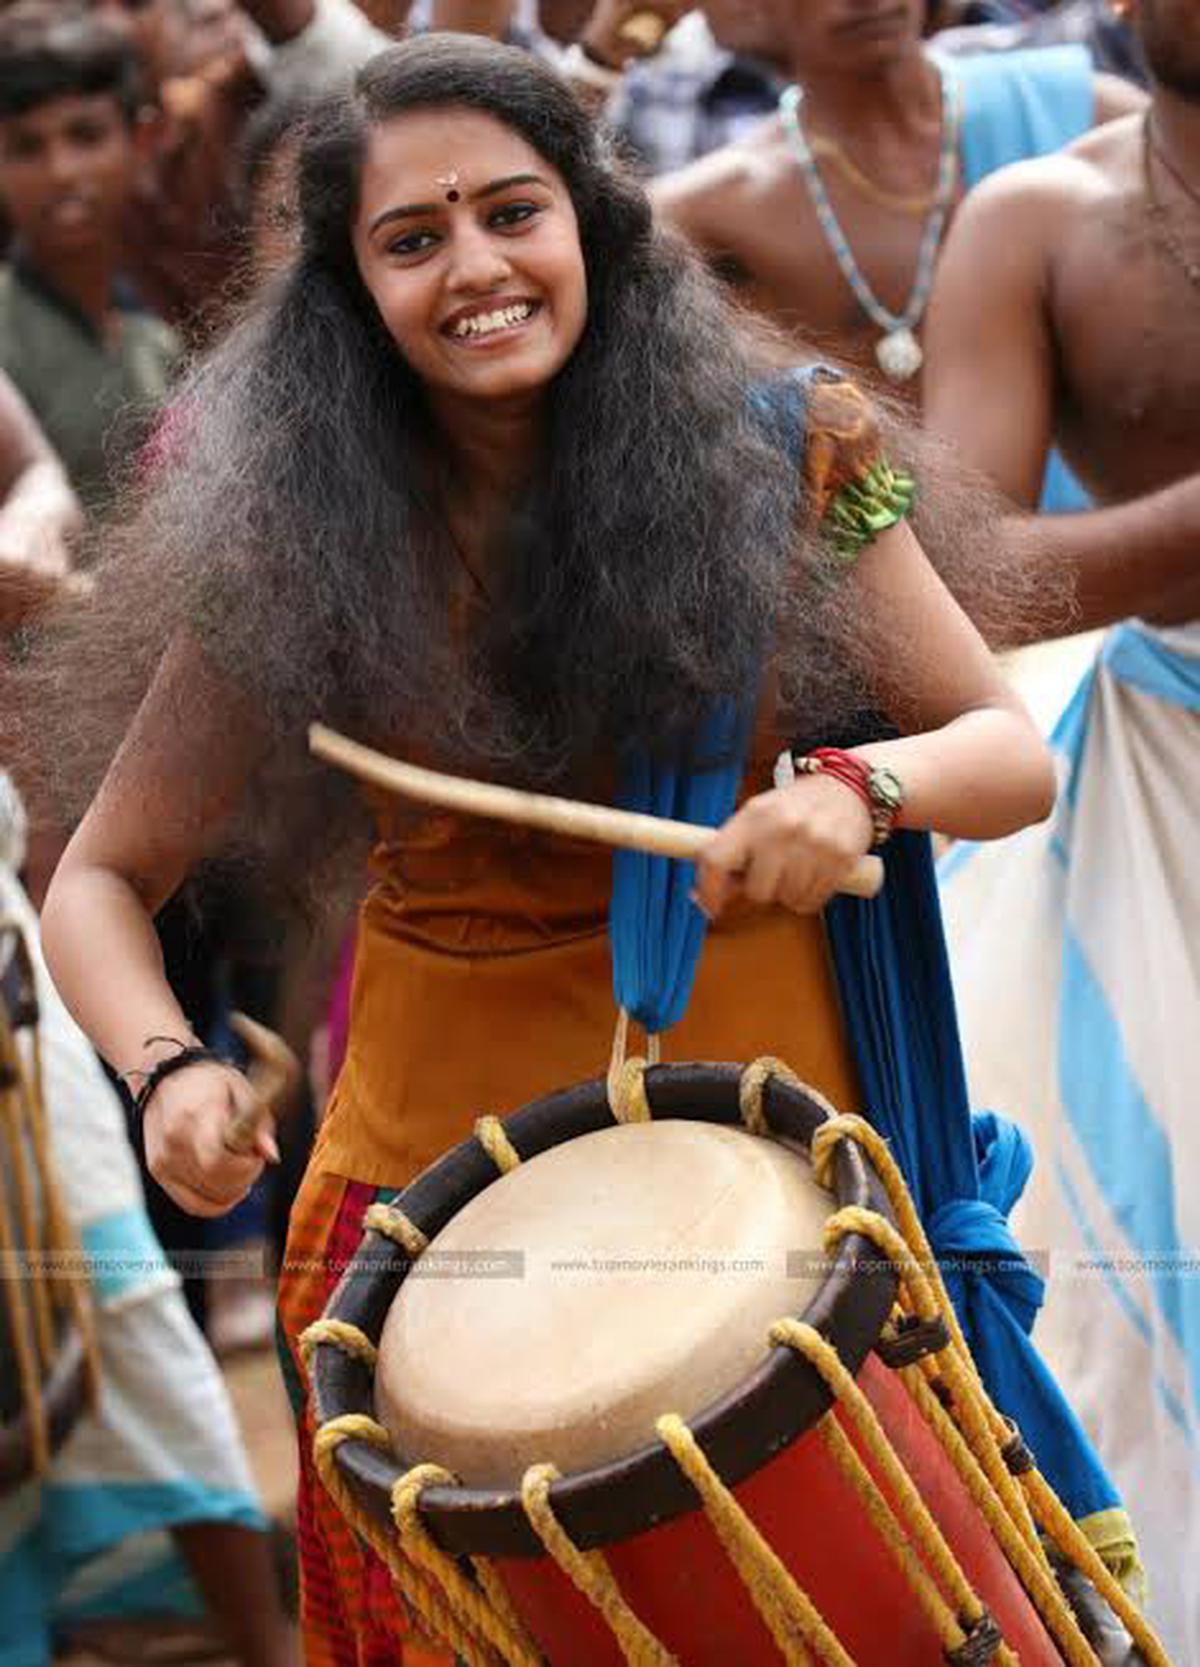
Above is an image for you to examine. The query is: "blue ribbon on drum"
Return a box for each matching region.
[608,368,1122,1526]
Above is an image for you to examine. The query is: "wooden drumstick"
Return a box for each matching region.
[308,723,885,900]
[224,1011,303,1156]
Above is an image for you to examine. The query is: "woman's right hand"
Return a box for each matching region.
[143,1062,278,1218]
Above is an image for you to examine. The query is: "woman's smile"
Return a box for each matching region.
[441,296,544,346]
[353,108,587,402]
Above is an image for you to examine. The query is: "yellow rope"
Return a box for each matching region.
[901,1365,1102,1667]
[521,1462,676,1665]
[656,1413,851,1667]
[299,1316,379,1374]
[608,1058,652,1124]
[363,1201,429,1257]
[606,1008,653,1123]
[824,1201,1049,1573]
[0,1072,48,1475]
[771,1320,1010,1662]
[0,1032,53,1366]
[815,1415,993,1660]
[811,1190,1120,1666]
[739,1059,838,1140]
[475,1115,522,1176]
[312,1416,505,1667]
[1,974,102,1474]
[392,1464,544,1667]
[1021,1470,1173,1667]
[18,1013,102,1412]
[814,1116,1036,1498]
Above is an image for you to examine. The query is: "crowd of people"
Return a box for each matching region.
[0,0,1195,1663]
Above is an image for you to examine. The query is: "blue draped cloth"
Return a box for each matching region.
[609,367,1121,1523]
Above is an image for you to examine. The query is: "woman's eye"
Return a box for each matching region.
[489,202,541,231]
[388,229,439,257]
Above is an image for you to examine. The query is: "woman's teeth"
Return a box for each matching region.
[451,302,534,339]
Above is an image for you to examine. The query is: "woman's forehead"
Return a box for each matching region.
[358,107,552,208]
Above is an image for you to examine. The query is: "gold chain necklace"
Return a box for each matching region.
[804,128,939,217]
[1142,113,1200,292]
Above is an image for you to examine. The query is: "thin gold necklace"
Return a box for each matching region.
[1142,112,1200,292]
[805,128,939,217]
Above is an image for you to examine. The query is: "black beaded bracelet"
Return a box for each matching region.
[133,1045,230,1119]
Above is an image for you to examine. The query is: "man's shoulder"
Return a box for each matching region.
[960,118,1136,225]
[650,123,783,217]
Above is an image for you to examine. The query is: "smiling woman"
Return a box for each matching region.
[351,109,588,403]
[9,32,1074,1666]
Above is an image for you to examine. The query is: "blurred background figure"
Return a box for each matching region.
[1,376,293,1667]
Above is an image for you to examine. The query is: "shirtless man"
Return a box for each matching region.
[651,0,1141,386]
[924,1,1199,625]
[923,5,1198,1654]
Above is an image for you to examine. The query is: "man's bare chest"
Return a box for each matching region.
[1051,209,1200,499]
[718,165,960,347]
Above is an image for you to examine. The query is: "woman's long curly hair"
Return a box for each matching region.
[7,34,1052,909]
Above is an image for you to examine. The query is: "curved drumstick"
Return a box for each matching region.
[308,724,885,900]
[224,1011,303,1156]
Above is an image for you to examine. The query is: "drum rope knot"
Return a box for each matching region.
[299,1317,378,1375]
[392,1463,544,1667]
[363,1199,429,1257]
[475,1114,522,1175]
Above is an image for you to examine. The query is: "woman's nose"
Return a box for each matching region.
[445,221,513,294]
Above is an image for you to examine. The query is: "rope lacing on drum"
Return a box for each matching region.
[739,1057,839,1138]
[770,1319,1016,1667]
[298,1317,378,1374]
[655,1414,847,1667]
[475,1114,522,1175]
[606,1008,657,1123]
[305,1060,1174,1667]
[313,1413,515,1667]
[521,1463,675,1666]
[813,1113,1172,1667]
[393,1463,543,1667]
[363,1200,429,1257]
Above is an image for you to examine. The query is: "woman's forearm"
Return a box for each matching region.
[856,705,1055,843]
[40,865,196,1076]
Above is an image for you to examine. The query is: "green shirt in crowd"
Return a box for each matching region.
[0,259,181,518]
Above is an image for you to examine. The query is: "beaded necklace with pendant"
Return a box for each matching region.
[779,62,960,383]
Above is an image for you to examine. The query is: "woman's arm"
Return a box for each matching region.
[696,516,1055,918]
[40,634,278,1216]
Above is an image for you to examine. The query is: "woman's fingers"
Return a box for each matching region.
[696,781,874,920]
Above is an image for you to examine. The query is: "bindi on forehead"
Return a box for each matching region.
[436,169,462,203]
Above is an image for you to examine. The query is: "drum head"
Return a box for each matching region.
[376,1120,832,1486]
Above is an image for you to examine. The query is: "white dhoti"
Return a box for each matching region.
[0,779,265,1667]
[939,622,1200,1664]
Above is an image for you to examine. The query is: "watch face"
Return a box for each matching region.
[870,766,905,812]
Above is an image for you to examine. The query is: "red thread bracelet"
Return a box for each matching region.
[791,747,902,847]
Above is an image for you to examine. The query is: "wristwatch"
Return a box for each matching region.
[865,764,905,846]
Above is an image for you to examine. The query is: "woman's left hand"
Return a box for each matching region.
[695,776,874,921]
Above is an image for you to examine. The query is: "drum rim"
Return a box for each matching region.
[0,1321,89,1495]
[310,1061,899,1559]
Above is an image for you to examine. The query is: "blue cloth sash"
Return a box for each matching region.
[609,364,1122,1521]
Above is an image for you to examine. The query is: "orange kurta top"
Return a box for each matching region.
[312,794,863,1193]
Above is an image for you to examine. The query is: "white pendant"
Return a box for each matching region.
[875,327,923,383]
